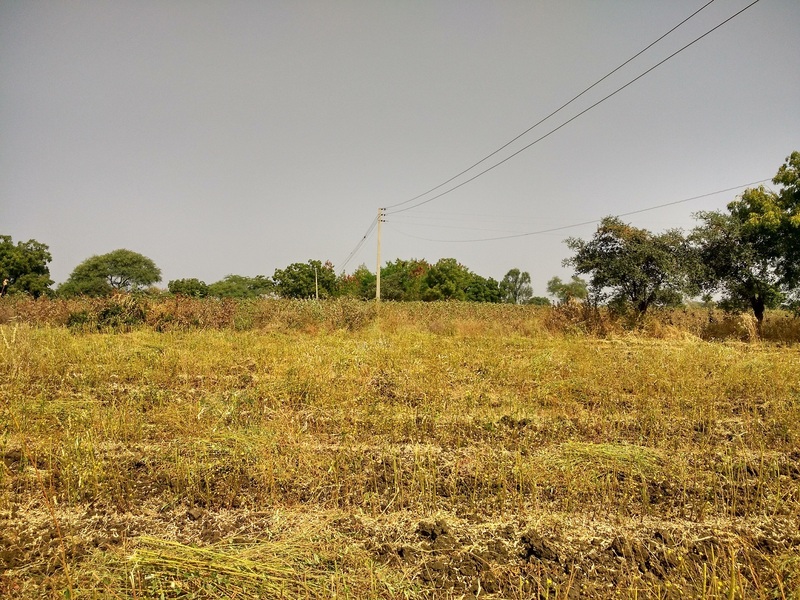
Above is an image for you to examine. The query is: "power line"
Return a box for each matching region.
[389,220,532,235]
[391,212,573,229]
[391,211,538,223]
[384,0,717,212]
[387,179,770,243]
[337,215,378,273]
[387,0,761,216]
[389,209,535,219]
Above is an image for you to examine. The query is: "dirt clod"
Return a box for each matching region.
[521,529,557,561]
[186,507,205,521]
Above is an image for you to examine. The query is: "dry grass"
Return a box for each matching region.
[3,295,800,343]
[1,299,799,598]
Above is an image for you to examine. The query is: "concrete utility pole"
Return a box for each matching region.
[376,207,384,303]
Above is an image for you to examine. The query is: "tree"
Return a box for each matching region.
[0,236,53,298]
[499,269,533,304]
[273,260,336,299]
[168,278,210,298]
[380,259,430,301]
[691,211,781,326]
[565,217,695,318]
[422,258,473,301]
[691,151,800,327]
[59,249,161,297]
[465,274,502,303]
[546,275,588,304]
[207,275,273,298]
[337,264,375,299]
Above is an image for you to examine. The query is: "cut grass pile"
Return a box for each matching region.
[1,302,799,598]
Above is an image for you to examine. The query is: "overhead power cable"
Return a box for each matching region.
[388,179,770,243]
[337,215,379,273]
[384,0,717,212]
[387,0,761,216]
[388,220,533,235]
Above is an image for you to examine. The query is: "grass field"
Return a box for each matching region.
[1,299,799,598]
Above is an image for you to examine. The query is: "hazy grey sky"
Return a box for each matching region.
[2,0,798,294]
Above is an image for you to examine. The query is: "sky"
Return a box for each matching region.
[1,0,799,296]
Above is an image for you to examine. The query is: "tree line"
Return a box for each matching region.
[2,151,797,323]
[566,151,799,329]
[0,244,556,306]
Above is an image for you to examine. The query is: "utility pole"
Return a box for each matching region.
[376,207,384,303]
[314,266,319,301]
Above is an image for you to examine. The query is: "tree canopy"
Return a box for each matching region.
[273,260,336,299]
[500,269,533,304]
[59,249,161,297]
[422,258,474,301]
[691,151,800,324]
[565,217,694,318]
[336,259,503,303]
[207,275,273,299]
[337,264,376,300]
[168,278,210,298]
[379,259,430,301]
[465,273,502,303]
[0,235,53,298]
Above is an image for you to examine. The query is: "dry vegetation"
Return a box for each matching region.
[1,298,799,598]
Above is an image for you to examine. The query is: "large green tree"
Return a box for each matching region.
[168,278,210,298]
[376,258,501,303]
[422,258,473,301]
[0,235,53,298]
[380,259,430,301]
[499,268,533,304]
[417,258,501,303]
[565,217,694,318]
[273,260,336,299]
[465,273,502,303]
[207,275,272,299]
[337,265,376,300]
[59,249,161,297]
[691,211,780,326]
[691,151,800,325]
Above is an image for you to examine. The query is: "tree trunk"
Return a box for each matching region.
[751,295,765,337]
